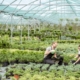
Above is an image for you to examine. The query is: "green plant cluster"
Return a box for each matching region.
[0,30,28,36]
[0,50,44,64]
[0,49,75,65]
[57,40,80,43]
[0,25,80,42]
[0,35,11,48]
[0,34,80,50]
[5,63,80,80]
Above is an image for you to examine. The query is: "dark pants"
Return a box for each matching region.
[58,57,64,65]
[72,60,80,64]
[43,57,64,65]
[43,59,55,65]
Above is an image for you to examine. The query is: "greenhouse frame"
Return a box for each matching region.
[0,0,80,80]
[0,0,80,44]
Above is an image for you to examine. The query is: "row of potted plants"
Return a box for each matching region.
[0,49,75,67]
[0,50,44,66]
[5,63,80,80]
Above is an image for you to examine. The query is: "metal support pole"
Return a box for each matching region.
[39,22,40,32]
[6,23,8,31]
[33,19,35,34]
[43,23,44,29]
[28,22,30,40]
[34,24,35,34]
[20,17,22,45]
[10,15,13,44]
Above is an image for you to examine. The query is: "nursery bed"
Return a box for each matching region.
[0,63,80,80]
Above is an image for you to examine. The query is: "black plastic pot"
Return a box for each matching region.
[10,61,15,65]
[71,60,75,63]
[64,62,68,66]
[2,62,9,67]
[19,62,25,64]
[6,75,10,79]
[15,60,19,64]
[10,72,14,76]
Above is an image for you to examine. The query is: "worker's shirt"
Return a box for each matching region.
[44,46,55,59]
[78,50,80,55]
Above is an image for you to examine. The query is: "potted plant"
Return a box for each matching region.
[13,70,22,80]
[1,57,9,67]
[18,54,26,64]
[0,50,9,66]
[14,75,20,80]
[7,69,14,76]
[8,57,15,65]
[5,72,11,79]
[13,71,20,80]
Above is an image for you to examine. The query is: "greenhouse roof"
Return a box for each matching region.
[0,0,80,24]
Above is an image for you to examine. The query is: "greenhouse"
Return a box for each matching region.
[0,0,80,80]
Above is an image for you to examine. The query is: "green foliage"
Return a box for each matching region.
[33,64,43,71]
[63,54,74,63]
[0,48,77,64]
[4,62,80,80]
[13,69,24,76]
[49,65,57,71]
[0,49,9,63]
[41,64,50,71]
[0,50,44,63]
[0,35,11,48]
